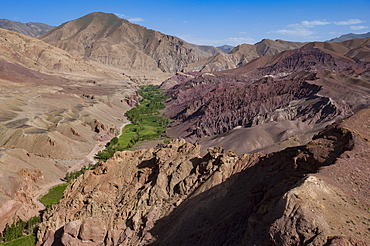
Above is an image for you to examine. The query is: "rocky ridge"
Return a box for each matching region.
[37,109,370,245]
[184,39,306,72]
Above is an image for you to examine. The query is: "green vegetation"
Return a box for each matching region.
[0,216,39,245]
[95,85,170,161]
[0,235,36,246]
[65,162,99,183]
[39,183,69,208]
[0,85,171,245]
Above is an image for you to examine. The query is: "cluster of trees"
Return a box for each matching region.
[1,216,39,243]
[65,162,99,182]
[95,85,171,161]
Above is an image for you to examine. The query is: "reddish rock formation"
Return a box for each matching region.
[163,38,370,154]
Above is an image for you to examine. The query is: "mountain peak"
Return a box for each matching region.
[40,12,217,76]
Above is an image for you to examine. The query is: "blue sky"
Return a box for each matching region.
[1,0,369,46]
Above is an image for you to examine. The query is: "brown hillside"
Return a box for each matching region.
[0,28,138,230]
[40,12,216,78]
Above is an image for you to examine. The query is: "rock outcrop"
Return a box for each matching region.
[37,109,370,245]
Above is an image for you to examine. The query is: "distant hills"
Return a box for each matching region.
[184,39,306,72]
[217,45,234,53]
[0,19,54,37]
[329,32,370,42]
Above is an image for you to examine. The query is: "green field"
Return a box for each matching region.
[95,85,170,161]
[39,183,68,207]
[0,234,36,246]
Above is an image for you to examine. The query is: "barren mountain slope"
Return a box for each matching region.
[0,19,54,37]
[0,29,138,230]
[0,28,120,80]
[40,12,216,83]
[37,109,370,245]
[163,38,370,155]
[184,39,305,72]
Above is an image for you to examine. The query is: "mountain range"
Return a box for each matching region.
[329,32,370,42]
[0,12,369,246]
[0,19,54,37]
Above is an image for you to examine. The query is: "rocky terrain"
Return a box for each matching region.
[184,39,305,72]
[0,19,54,37]
[37,109,370,245]
[0,28,138,230]
[163,38,370,155]
[0,11,370,246]
[39,12,219,84]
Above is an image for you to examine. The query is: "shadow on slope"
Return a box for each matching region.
[148,124,354,245]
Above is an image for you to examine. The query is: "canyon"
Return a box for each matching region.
[0,12,369,246]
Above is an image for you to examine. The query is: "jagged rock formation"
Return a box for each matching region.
[0,28,138,230]
[37,109,370,245]
[184,39,305,72]
[163,38,370,154]
[40,12,217,82]
[0,19,54,37]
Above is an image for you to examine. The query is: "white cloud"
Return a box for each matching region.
[128,17,144,22]
[272,19,330,38]
[334,19,365,25]
[114,13,128,18]
[178,34,255,46]
[114,13,144,22]
[272,28,314,37]
[329,31,340,35]
[350,25,368,30]
[301,20,331,27]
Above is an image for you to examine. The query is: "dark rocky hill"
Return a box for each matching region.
[163,38,370,155]
[0,19,54,37]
